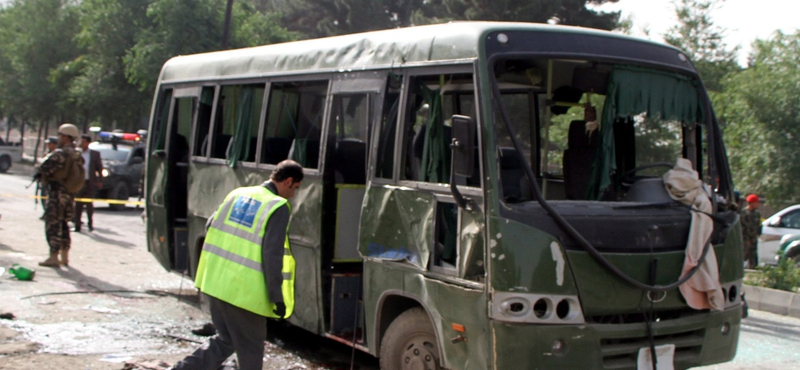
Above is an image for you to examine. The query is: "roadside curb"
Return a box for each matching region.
[743,284,800,319]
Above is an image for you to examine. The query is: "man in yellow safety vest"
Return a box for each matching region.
[171,159,303,370]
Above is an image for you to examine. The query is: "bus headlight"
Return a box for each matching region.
[102,168,110,177]
[491,292,584,324]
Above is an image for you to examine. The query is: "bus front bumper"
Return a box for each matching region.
[490,305,740,370]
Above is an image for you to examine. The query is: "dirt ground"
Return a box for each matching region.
[0,164,377,370]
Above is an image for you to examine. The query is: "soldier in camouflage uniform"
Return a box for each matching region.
[35,124,84,267]
[739,193,762,269]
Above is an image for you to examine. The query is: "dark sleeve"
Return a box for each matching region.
[263,204,290,303]
[39,150,65,179]
[93,151,103,176]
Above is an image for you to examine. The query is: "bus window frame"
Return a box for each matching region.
[256,74,332,176]
[189,85,219,163]
[395,64,483,196]
[202,80,268,168]
[326,71,387,185]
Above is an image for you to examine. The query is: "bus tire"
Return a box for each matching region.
[0,155,10,173]
[379,307,441,370]
[109,182,129,210]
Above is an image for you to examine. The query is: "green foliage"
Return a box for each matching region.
[270,0,621,38]
[65,0,152,131]
[751,252,800,292]
[718,31,800,208]
[0,0,82,126]
[126,0,296,95]
[664,0,740,92]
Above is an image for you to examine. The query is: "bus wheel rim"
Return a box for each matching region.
[401,334,438,370]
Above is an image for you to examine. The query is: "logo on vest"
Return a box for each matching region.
[229,196,262,228]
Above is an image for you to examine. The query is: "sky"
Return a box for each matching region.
[596,0,799,65]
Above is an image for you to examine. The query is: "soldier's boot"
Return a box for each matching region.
[38,253,60,267]
[60,249,69,267]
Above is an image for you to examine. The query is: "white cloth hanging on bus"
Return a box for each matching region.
[663,158,724,311]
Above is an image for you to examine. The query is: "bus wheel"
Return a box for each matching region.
[0,156,10,173]
[380,307,441,370]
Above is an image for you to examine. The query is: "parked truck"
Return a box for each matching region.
[0,137,22,173]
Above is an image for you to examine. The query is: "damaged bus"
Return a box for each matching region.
[146,22,742,369]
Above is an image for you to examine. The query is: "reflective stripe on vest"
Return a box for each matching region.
[194,186,296,318]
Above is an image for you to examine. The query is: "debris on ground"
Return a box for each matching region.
[0,312,15,320]
[121,359,172,370]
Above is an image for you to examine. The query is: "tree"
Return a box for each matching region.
[270,0,621,39]
[717,31,800,207]
[664,0,740,92]
[0,0,82,139]
[64,0,152,132]
[126,0,295,95]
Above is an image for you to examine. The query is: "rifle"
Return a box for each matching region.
[25,176,37,189]
[34,180,40,208]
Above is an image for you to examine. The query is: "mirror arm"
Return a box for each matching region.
[450,138,471,210]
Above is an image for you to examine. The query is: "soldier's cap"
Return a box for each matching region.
[746,194,759,203]
[46,136,58,144]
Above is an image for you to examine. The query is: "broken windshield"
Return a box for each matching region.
[492,58,709,204]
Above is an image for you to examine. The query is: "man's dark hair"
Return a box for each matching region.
[81,134,91,141]
[270,159,304,182]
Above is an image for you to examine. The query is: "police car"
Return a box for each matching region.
[88,131,146,210]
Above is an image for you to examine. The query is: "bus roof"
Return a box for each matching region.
[158,21,666,83]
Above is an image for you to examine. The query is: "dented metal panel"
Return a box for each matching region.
[488,216,579,296]
[358,185,435,268]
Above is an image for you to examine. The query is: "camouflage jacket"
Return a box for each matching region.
[38,143,81,188]
[739,207,762,244]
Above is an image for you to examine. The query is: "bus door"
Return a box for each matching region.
[358,69,486,365]
[147,86,195,272]
[322,71,387,342]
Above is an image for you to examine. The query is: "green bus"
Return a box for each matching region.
[146,22,743,369]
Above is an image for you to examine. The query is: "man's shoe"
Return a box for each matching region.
[88,224,93,232]
[72,227,81,232]
[38,253,60,267]
[191,322,216,336]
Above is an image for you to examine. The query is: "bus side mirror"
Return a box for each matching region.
[451,115,475,178]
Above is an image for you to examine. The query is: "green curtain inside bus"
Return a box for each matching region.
[586,67,703,199]
[418,83,450,183]
[229,87,255,168]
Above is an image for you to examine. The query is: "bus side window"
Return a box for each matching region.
[432,201,458,275]
[151,89,172,153]
[375,77,401,180]
[193,86,215,158]
[209,84,264,163]
[402,73,475,184]
[262,80,327,168]
[329,93,370,184]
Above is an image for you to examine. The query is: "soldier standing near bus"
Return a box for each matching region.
[38,136,59,219]
[35,124,84,267]
[740,194,762,269]
[170,159,303,370]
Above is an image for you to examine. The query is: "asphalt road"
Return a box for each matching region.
[1,164,798,369]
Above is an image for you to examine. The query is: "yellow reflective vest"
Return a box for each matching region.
[195,186,296,318]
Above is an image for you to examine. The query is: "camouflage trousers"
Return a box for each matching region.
[44,188,74,254]
[743,239,758,269]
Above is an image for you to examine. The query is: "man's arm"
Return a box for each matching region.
[262,204,290,310]
[92,150,103,178]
